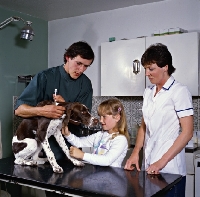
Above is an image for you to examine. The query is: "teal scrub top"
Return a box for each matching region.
[15,65,93,111]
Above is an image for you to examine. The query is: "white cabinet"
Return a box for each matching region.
[195,152,200,197]
[185,149,200,197]
[101,38,146,96]
[101,32,200,96]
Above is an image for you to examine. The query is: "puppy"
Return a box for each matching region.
[12,100,99,173]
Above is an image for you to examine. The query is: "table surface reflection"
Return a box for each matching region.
[0,157,182,197]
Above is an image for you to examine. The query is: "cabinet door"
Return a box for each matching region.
[101,38,146,96]
[146,32,199,96]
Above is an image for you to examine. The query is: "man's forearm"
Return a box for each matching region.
[15,104,42,118]
[15,103,65,119]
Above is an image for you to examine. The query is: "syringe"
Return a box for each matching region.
[54,89,57,96]
[54,89,58,105]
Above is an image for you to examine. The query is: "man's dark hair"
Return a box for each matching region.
[64,41,95,64]
[141,43,176,75]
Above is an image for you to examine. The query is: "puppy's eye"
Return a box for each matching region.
[81,111,87,114]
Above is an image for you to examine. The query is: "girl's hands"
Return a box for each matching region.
[62,126,71,137]
[69,146,84,160]
[62,127,84,159]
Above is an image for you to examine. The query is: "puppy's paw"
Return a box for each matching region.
[24,160,37,166]
[72,159,85,167]
[36,158,48,164]
[53,165,63,173]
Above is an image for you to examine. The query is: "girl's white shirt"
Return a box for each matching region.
[65,131,128,168]
[142,76,193,176]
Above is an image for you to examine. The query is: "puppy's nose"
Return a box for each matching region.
[90,118,102,130]
[93,118,99,125]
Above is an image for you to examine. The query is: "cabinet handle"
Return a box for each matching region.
[133,60,140,75]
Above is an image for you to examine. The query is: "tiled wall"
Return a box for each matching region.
[91,96,143,138]
[192,97,200,131]
[91,96,200,138]
[13,96,200,139]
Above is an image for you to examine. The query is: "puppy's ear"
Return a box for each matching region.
[63,108,72,127]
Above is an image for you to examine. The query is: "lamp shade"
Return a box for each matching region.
[20,21,34,41]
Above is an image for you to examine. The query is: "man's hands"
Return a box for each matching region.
[42,94,65,118]
[41,104,65,119]
[15,94,66,118]
[15,103,65,118]
[53,94,65,102]
[69,146,84,160]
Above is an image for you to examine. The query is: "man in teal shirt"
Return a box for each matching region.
[14,41,95,160]
[14,41,95,197]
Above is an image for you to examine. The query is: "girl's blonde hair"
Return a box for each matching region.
[97,98,130,146]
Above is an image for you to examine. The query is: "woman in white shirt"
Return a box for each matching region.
[62,98,130,168]
[124,43,193,197]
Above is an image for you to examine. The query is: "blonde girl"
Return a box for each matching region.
[62,98,130,168]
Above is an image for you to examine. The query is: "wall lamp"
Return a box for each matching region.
[0,16,34,41]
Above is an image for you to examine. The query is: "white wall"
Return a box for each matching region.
[48,0,200,96]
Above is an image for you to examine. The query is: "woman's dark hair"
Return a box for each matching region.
[64,41,95,64]
[141,43,176,75]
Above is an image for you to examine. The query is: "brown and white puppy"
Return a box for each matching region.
[12,100,99,173]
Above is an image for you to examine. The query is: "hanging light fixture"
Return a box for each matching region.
[0,16,34,41]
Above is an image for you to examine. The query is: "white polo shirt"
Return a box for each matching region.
[142,76,193,176]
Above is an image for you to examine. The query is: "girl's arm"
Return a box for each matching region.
[82,135,128,166]
[62,126,99,148]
